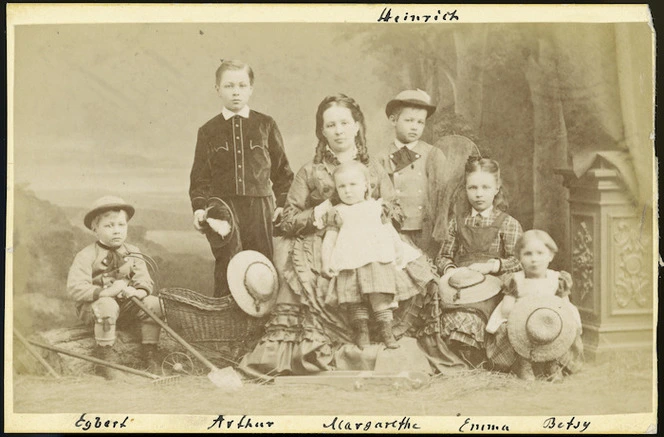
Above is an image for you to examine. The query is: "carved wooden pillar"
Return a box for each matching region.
[556,155,654,361]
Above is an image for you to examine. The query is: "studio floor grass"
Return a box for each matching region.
[11,349,654,417]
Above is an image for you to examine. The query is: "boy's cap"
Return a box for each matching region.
[84,196,135,230]
[385,89,437,119]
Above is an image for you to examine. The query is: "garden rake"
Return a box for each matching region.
[27,339,182,385]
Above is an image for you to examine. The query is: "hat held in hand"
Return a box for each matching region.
[439,267,502,306]
[507,294,577,363]
[227,250,279,317]
[385,89,437,118]
[84,196,135,230]
[204,197,237,248]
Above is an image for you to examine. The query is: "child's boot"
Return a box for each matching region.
[546,361,564,383]
[142,344,160,374]
[349,304,370,349]
[351,319,370,349]
[374,309,399,349]
[514,357,535,381]
[93,345,118,380]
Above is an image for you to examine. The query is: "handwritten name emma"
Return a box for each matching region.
[322,416,420,431]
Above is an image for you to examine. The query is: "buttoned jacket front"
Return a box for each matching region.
[189,110,294,211]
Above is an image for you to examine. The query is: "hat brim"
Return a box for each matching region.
[439,270,502,305]
[84,204,135,230]
[507,294,578,362]
[385,99,437,119]
[227,250,278,317]
[204,197,237,249]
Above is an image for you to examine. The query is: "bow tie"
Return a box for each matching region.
[390,146,421,172]
[97,242,130,275]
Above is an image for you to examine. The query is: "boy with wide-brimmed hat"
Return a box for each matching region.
[66,196,163,379]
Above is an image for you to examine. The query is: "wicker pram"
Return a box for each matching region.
[158,287,267,362]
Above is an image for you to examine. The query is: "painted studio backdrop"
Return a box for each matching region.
[12,23,654,357]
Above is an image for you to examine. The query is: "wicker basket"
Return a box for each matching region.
[158,287,266,360]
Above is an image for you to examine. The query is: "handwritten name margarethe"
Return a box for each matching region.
[322,416,420,431]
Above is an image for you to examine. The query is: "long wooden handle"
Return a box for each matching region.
[13,328,61,379]
[27,339,160,380]
[130,296,219,372]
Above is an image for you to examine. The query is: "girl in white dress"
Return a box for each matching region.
[321,161,421,349]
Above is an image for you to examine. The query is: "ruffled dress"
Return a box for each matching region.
[325,199,422,306]
[239,155,436,376]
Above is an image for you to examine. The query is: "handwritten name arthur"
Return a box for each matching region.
[377,7,459,23]
[208,415,275,430]
[322,416,420,431]
[74,413,131,431]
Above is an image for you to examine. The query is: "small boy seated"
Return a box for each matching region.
[66,196,163,379]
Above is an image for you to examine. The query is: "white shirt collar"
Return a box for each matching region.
[394,138,419,151]
[222,105,250,120]
[471,206,494,218]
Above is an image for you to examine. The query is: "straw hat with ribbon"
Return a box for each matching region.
[227,250,279,317]
[507,293,578,363]
[385,89,437,119]
[438,267,503,306]
[203,197,237,249]
[84,196,135,230]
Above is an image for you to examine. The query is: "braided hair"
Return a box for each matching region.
[313,94,370,165]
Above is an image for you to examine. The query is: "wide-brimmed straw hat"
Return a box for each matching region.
[84,196,135,230]
[438,267,503,306]
[203,197,237,248]
[227,250,279,317]
[507,294,578,363]
[385,89,437,118]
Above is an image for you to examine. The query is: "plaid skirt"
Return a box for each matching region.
[326,262,418,306]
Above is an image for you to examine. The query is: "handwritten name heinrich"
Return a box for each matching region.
[377,7,459,23]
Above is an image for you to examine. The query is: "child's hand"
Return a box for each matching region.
[207,218,231,237]
[272,207,284,224]
[321,266,337,280]
[122,286,148,300]
[467,262,496,275]
[102,279,128,297]
[193,209,207,233]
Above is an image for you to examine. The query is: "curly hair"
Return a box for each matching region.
[463,156,509,212]
[313,94,369,165]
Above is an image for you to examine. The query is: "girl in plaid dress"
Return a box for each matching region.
[434,157,524,367]
[322,161,422,349]
[485,230,584,381]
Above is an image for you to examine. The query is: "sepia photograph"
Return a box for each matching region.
[5,4,657,433]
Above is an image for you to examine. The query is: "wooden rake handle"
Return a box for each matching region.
[131,296,274,383]
[13,328,61,379]
[27,338,161,380]
[130,296,219,372]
